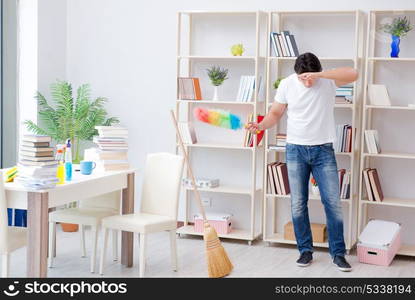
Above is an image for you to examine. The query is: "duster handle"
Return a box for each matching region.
[170,110,207,221]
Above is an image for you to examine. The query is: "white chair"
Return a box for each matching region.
[99,153,184,277]
[48,191,121,273]
[0,171,27,277]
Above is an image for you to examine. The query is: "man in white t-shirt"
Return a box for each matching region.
[247,52,358,272]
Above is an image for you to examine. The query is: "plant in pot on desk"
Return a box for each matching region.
[25,80,119,232]
[206,66,228,101]
[380,16,413,58]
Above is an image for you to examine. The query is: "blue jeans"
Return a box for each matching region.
[286,142,346,258]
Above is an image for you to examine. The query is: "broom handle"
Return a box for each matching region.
[170,110,207,221]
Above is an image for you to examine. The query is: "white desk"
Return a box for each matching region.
[5,169,136,277]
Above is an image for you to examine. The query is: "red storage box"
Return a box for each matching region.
[357,220,401,266]
[194,213,232,234]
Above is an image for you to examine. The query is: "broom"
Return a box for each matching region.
[170,110,233,278]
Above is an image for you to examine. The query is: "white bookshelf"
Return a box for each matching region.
[358,10,415,257]
[175,11,268,244]
[262,10,365,252]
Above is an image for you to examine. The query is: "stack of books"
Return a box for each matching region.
[362,168,384,202]
[336,85,353,98]
[269,133,287,150]
[243,115,264,147]
[267,162,290,195]
[335,124,353,153]
[364,130,381,154]
[16,135,58,190]
[93,126,130,171]
[236,76,262,102]
[338,169,351,199]
[178,77,202,100]
[270,31,299,57]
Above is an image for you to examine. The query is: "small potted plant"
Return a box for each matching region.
[206,66,228,101]
[231,43,245,56]
[310,176,319,196]
[380,16,413,58]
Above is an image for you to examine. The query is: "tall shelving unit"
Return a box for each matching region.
[175,11,268,244]
[262,10,365,252]
[358,10,415,257]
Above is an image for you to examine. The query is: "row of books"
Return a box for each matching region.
[362,168,384,202]
[178,77,202,100]
[336,84,353,97]
[267,162,290,195]
[338,169,351,200]
[15,135,58,190]
[335,124,353,153]
[236,76,262,102]
[93,126,130,171]
[243,115,265,147]
[364,130,381,154]
[270,31,300,57]
[268,133,287,150]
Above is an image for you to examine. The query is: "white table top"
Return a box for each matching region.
[4,168,136,192]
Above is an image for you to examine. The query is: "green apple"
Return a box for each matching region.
[231,43,244,56]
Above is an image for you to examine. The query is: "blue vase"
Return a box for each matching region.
[390,35,400,58]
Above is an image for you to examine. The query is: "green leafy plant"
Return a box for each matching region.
[380,16,413,37]
[25,80,119,163]
[273,77,284,89]
[206,66,229,86]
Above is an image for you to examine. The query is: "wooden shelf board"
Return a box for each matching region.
[271,10,358,15]
[266,193,350,203]
[183,143,259,150]
[365,105,415,110]
[180,11,262,15]
[397,244,415,257]
[368,57,415,62]
[177,225,261,241]
[268,102,354,109]
[265,233,329,248]
[361,197,415,208]
[178,55,264,61]
[185,185,261,195]
[363,152,415,160]
[267,148,352,157]
[269,56,354,61]
[177,99,259,105]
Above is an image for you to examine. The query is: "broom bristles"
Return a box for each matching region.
[203,222,233,278]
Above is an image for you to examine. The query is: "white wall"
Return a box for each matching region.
[37,0,415,244]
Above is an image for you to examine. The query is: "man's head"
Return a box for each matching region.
[294,52,322,88]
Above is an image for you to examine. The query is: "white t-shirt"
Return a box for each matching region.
[274,73,337,145]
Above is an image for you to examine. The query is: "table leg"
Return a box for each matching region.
[27,192,49,277]
[121,173,135,267]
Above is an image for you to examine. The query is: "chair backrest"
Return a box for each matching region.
[140,153,184,220]
[0,171,9,254]
[79,191,121,212]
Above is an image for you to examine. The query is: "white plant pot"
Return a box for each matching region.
[212,86,219,101]
[311,185,320,196]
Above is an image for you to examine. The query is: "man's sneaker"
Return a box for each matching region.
[296,251,313,267]
[333,255,352,272]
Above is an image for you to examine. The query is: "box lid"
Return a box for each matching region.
[194,213,232,221]
[359,219,401,246]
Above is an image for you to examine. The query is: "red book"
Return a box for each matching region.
[249,115,265,147]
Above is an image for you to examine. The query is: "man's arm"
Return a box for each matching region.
[299,67,359,87]
[246,101,287,133]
